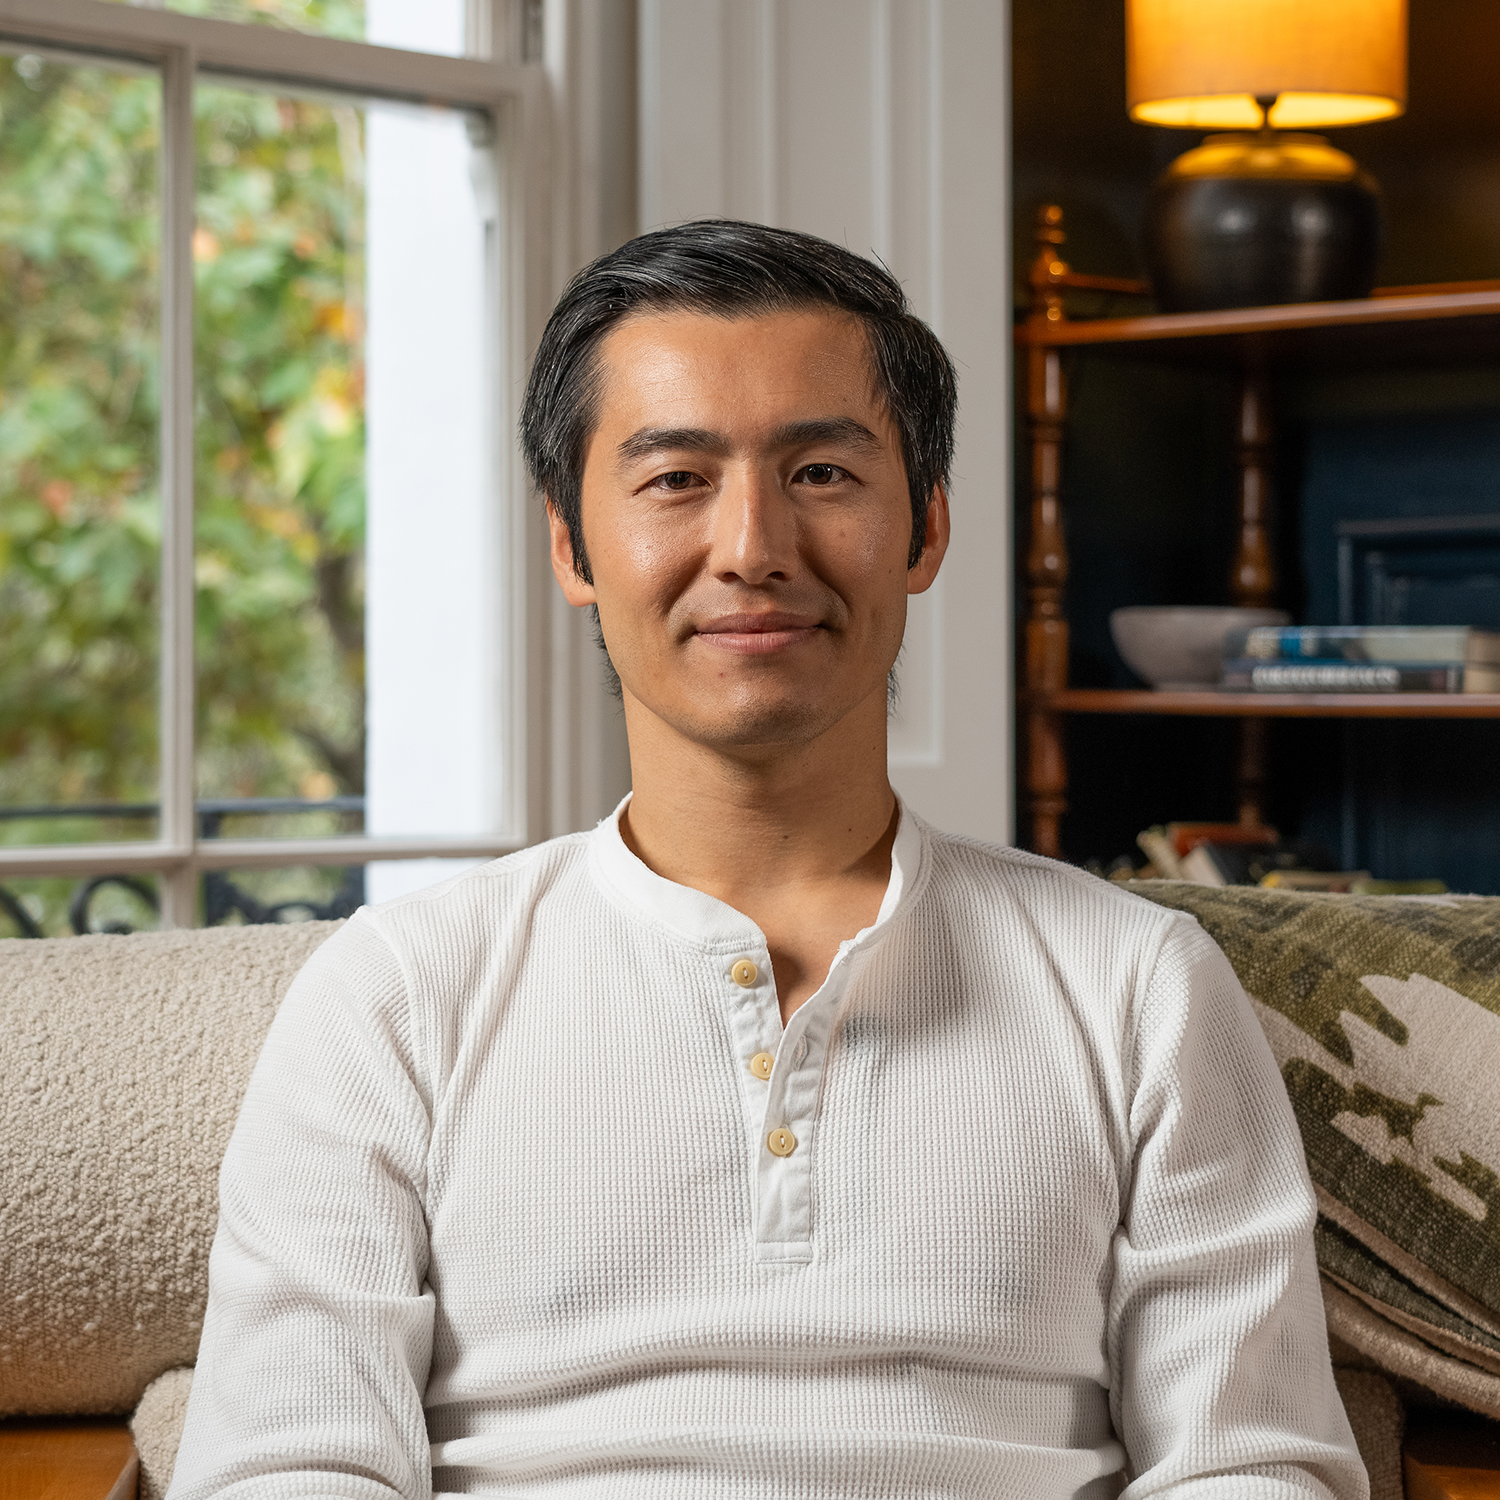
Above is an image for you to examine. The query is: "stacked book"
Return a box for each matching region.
[1133,821,1446,894]
[1221,625,1500,694]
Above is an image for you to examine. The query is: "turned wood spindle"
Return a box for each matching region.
[1231,373,1276,827]
[1237,718,1270,829]
[1231,374,1276,609]
[1024,204,1071,859]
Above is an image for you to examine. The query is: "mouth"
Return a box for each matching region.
[693,611,824,656]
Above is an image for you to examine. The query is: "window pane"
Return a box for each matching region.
[98,0,468,58]
[0,873,160,939]
[0,52,161,851]
[193,82,369,820]
[0,861,358,939]
[193,84,500,889]
[202,862,365,925]
[165,0,365,41]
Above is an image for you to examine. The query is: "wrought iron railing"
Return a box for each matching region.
[0,798,367,937]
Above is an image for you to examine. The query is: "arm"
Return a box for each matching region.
[168,914,435,1500]
[1110,918,1368,1500]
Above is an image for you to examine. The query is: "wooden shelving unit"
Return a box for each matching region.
[1022,285,1500,367]
[1015,204,1500,856]
[1051,690,1500,719]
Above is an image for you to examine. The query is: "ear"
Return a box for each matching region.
[907,484,950,595]
[547,500,597,606]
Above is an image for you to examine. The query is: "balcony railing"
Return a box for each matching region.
[0,798,368,937]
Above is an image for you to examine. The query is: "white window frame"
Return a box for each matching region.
[0,0,553,925]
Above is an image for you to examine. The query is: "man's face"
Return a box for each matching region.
[549,307,948,755]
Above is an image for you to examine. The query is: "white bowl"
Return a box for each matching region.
[1110,606,1291,689]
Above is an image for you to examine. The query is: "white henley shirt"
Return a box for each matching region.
[169,800,1367,1500]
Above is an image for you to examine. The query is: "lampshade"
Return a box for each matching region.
[1127,0,1407,131]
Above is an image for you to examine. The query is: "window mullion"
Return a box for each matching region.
[466,0,516,63]
[158,41,197,927]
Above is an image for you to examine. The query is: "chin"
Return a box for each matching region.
[702,698,833,748]
[667,684,849,750]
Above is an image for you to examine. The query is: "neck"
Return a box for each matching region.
[619,688,898,903]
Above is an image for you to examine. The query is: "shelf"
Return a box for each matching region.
[1014,288,1500,373]
[1048,689,1500,719]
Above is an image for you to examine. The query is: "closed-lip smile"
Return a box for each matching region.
[694,612,823,655]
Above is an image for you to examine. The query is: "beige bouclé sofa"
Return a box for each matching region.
[2,921,340,1496]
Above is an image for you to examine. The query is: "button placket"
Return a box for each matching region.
[718,946,781,1169]
[753,947,861,1264]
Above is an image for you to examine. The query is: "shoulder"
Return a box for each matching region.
[356,830,594,946]
[300,828,597,1014]
[905,817,1221,1038]
[283,831,595,1006]
[915,817,1198,948]
[268,832,599,1094]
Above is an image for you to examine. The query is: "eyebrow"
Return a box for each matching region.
[769,417,884,454]
[615,416,884,467]
[615,427,729,465]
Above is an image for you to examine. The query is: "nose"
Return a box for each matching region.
[709,466,799,586]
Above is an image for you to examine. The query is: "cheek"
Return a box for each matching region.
[589,502,703,619]
[825,511,912,600]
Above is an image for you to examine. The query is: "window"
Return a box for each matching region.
[0,0,544,936]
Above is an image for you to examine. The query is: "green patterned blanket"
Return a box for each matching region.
[1131,882,1500,1416]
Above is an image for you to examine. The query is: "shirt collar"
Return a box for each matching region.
[588,791,925,954]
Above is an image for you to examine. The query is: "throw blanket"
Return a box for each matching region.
[1133,882,1500,1417]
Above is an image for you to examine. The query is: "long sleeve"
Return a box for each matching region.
[1109,917,1368,1500]
[168,913,435,1500]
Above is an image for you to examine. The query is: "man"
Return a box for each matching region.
[170,221,1366,1499]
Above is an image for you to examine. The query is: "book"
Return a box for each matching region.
[1138,824,1329,887]
[1221,658,1472,693]
[1135,827,1183,879]
[1180,844,1274,886]
[1165,821,1278,857]
[1226,624,1500,666]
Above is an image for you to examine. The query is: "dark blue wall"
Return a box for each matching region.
[1294,390,1500,890]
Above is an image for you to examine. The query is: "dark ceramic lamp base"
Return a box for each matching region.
[1144,131,1382,314]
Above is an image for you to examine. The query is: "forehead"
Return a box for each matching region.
[591,307,887,435]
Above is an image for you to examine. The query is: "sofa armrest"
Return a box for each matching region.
[0,1421,138,1500]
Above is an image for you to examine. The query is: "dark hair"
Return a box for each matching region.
[520,219,957,580]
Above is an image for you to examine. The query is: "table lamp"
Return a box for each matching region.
[1126,0,1407,312]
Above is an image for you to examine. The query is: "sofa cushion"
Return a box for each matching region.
[131,1366,194,1500]
[0,921,340,1416]
[1132,883,1500,1415]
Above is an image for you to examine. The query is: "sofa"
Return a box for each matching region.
[4,884,1500,1499]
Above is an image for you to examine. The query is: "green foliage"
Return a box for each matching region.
[0,60,161,816]
[108,0,363,41]
[193,83,367,800]
[0,44,369,848]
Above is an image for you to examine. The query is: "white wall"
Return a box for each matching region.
[543,0,637,837]
[638,0,1013,842]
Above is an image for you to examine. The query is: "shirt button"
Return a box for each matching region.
[749,1051,774,1080]
[730,958,759,987]
[767,1126,797,1157]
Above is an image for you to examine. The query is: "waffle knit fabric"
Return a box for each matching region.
[169,802,1367,1500]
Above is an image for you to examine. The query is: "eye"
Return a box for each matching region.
[798,463,847,486]
[652,470,700,491]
